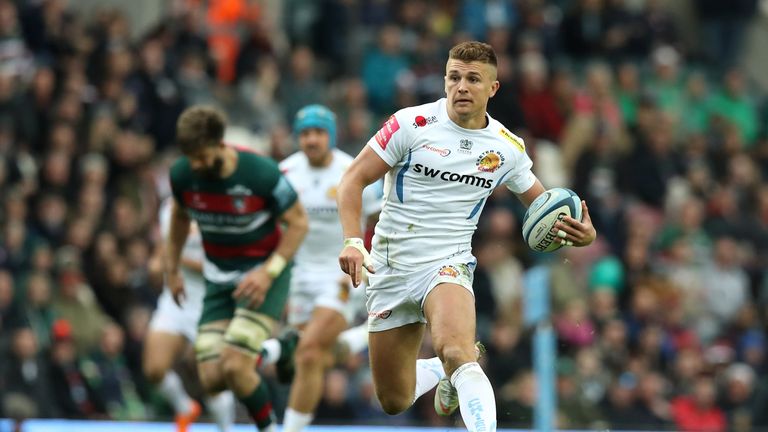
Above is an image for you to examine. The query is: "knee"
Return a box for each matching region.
[377,392,412,415]
[436,343,475,375]
[143,361,166,385]
[198,363,227,394]
[220,351,249,384]
[295,341,330,370]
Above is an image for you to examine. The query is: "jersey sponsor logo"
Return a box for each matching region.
[375,115,401,150]
[227,185,253,195]
[412,164,492,189]
[438,265,460,278]
[183,191,266,214]
[421,144,451,157]
[476,150,505,173]
[202,229,281,258]
[413,115,438,128]
[305,206,338,215]
[499,129,525,153]
[326,186,338,199]
[369,309,392,319]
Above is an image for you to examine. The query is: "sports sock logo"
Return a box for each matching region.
[468,398,488,431]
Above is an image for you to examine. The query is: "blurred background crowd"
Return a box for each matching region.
[1,0,768,430]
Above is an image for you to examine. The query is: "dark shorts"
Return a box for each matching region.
[198,263,292,326]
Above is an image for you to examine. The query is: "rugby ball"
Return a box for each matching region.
[522,188,582,252]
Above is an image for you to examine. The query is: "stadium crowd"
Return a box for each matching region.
[1,0,768,430]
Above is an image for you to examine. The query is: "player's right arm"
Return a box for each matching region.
[148,240,165,290]
[166,198,191,305]
[338,145,391,287]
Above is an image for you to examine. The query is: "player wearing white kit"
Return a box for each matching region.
[144,199,235,432]
[338,41,596,431]
[278,105,380,432]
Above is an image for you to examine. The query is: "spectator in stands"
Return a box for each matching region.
[671,374,727,432]
[1,327,56,418]
[361,25,410,117]
[710,69,759,146]
[52,263,107,355]
[281,46,327,124]
[0,269,25,351]
[22,271,56,352]
[49,319,102,418]
[314,369,358,424]
[79,322,145,420]
[719,363,757,431]
[699,237,750,342]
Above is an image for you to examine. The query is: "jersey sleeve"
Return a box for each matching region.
[366,111,411,167]
[503,145,537,194]
[263,159,299,215]
[277,155,292,174]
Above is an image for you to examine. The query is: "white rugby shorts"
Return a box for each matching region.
[365,252,476,332]
[148,286,204,342]
[287,269,366,326]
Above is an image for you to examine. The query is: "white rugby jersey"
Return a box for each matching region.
[159,199,206,295]
[281,149,381,275]
[368,98,536,270]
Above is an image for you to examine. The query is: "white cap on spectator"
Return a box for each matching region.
[725,363,755,385]
[652,45,680,68]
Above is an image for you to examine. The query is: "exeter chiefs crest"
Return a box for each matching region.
[438,265,460,277]
[476,150,505,173]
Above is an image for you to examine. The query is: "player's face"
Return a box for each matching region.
[298,127,331,166]
[187,144,225,179]
[444,60,500,119]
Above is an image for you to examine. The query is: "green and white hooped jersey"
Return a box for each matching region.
[170,149,298,284]
[279,149,381,277]
[368,98,536,271]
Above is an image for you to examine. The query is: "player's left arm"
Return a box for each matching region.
[555,199,595,247]
[234,174,308,307]
[271,200,309,267]
[516,178,546,207]
[148,240,165,290]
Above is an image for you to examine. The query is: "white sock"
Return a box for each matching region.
[206,391,235,432]
[450,362,497,432]
[283,407,314,432]
[159,371,193,414]
[260,338,281,366]
[337,324,369,355]
[413,357,445,402]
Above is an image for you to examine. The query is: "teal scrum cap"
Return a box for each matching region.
[293,104,337,148]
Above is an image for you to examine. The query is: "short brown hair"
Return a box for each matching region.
[176,105,226,154]
[449,41,497,67]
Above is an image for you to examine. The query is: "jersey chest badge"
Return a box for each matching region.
[476,150,505,173]
[459,139,473,154]
[232,196,247,213]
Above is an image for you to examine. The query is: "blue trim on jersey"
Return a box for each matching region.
[396,149,412,203]
[467,198,485,219]
[496,168,513,187]
[467,169,515,220]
